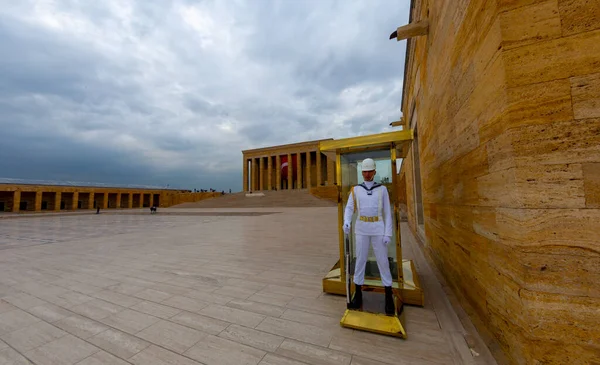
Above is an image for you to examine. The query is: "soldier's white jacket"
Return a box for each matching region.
[343,180,393,237]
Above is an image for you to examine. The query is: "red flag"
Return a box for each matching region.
[280,155,297,180]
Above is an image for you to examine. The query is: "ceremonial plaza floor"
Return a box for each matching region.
[0,208,498,365]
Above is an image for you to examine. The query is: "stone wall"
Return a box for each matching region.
[161,191,220,206]
[0,184,216,213]
[309,186,338,203]
[400,0,599,364]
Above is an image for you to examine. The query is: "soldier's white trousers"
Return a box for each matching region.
[353,235,392,287]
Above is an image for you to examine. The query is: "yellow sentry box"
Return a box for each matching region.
[319,130,424,338]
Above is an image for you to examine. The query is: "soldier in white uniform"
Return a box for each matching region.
[343,158,395,315]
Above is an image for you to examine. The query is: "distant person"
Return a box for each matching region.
[96,207,100,214]
[150,205,157,214]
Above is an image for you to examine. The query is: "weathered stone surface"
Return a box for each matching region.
[486,130,515,173]
[422,144,489,206]
[558,0,600,36]
[463,55,508,146]
[583,163,600,207]
[479,163,586,209]
[400,0,600,364]
[503,29,600,87]
[518,249,600,297]
[521,289,600,344]
[497,0,548,12]
[500,0,562,49]
[507,79,573,126]
[510,118,600,165]
[495,207,600,252]
[571,72,600,119]
[474,17,502,76]
[526,340,600,365]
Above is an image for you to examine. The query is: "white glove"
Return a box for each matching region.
[343,223,350,234]
[383,236,391,245]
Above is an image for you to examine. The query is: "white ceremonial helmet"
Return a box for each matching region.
[361,158,376,171]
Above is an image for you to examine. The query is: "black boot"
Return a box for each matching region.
[385,286,395,316]
[348,284,362,310]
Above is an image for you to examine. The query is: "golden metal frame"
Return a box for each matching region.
[321,259,424,306]
[318,129,424,338]
[319,129,413,152]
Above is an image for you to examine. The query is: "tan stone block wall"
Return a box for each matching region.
[583,163,600,207]
[160,191,219,206]
[309,186,337,203]
[0,184,212,213]
[403,152,416,234]
[402,0,600,363]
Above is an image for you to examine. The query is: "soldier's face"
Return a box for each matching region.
[362,170,375,181]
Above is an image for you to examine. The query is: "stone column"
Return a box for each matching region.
[103,193,109,209]
[116,193,121,209]
[297,153,303,189]
[149,193,154,207]
[267,156,272,190]
[326,157,335,185]
[139,193,144,208]
[252,158,257,191]
[306,151,312,189]
[55,192,62,211]
[316,152,322,187]
[259,157,264,191]
[287,153,292,190]
[89,192,95,209]
[35,191,42,211]
[255,158,259,191]
[72,192,79,210]
[12,191,20,212]
[276,155,281,190]
[325,158,329,186]
[243,157,249,191]
[128,194,133,209]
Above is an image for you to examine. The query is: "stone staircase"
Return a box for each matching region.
[171,189,336,208]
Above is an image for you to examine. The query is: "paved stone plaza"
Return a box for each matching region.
[0,208,497,364]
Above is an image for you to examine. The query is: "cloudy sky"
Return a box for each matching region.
[0,1,409,191]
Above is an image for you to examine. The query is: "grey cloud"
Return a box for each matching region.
[0,24,92,100]
[154,136,196,152]
[0,0,409,192]
[184,96,229,117]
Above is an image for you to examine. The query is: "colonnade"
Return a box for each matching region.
[0,190,159,213]
[242,150,336,192]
